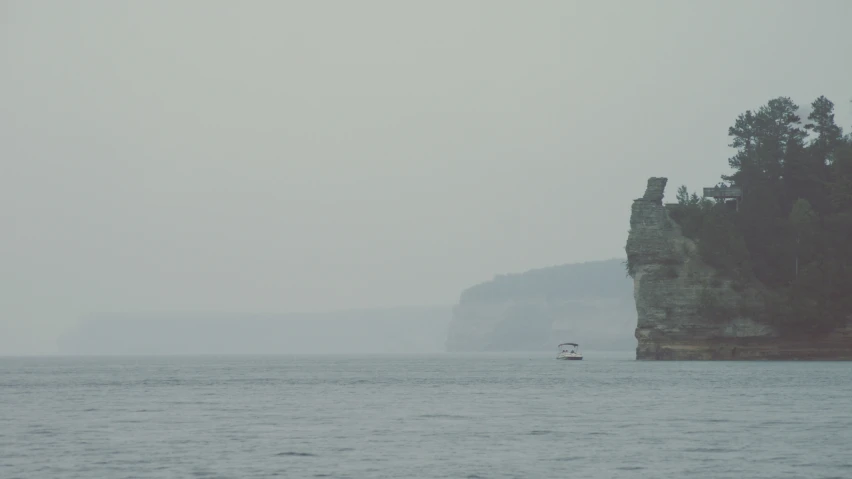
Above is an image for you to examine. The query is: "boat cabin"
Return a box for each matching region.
[556,342,583,360]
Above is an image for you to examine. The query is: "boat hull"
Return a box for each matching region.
[556,354,583,360]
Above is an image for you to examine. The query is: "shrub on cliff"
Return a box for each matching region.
[669,185,714,239]
[697,206,751,278]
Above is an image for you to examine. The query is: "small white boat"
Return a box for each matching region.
[556,342,583,360]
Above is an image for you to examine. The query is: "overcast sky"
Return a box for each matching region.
[2,0,851,354]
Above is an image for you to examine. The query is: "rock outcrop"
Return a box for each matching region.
[626,177,852,360]
[445,259,637,352]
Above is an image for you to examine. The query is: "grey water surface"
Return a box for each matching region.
[2,352,851,478]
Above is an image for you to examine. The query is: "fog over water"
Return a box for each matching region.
[2,1,851,354]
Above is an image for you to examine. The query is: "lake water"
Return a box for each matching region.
[2,351,852,478]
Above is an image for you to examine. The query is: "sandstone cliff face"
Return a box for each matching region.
[445,260,637,352]
[445,297,637,352]
[626,177,852,360]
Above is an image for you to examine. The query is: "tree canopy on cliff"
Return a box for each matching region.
[673,95,852,334]
[460,259,632,303]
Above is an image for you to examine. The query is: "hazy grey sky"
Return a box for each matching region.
[2,0,851,354]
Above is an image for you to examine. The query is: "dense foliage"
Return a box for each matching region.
[672,96,852,334]
[460,259,632,303]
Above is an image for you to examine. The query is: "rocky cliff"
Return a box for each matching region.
[626,177,852,360]
[445,259,637,352]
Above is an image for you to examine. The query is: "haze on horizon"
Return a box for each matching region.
[2,0,851,354]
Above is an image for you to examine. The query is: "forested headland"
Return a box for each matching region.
[668,96,852,335]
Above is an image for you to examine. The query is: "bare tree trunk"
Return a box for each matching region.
[795,234,800,279]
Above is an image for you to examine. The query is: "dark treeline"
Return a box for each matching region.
[670,96,852,334]
[460,259,631,303]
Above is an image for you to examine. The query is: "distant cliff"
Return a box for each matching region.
[626,177,852,360]
[445,259,637,351]
[57,306,452,355]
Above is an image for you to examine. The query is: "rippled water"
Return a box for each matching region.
[2,352,852,478]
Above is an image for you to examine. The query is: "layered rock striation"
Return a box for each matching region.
[626,177,852,360]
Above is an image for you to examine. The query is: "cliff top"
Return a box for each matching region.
[459,258,632,303]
